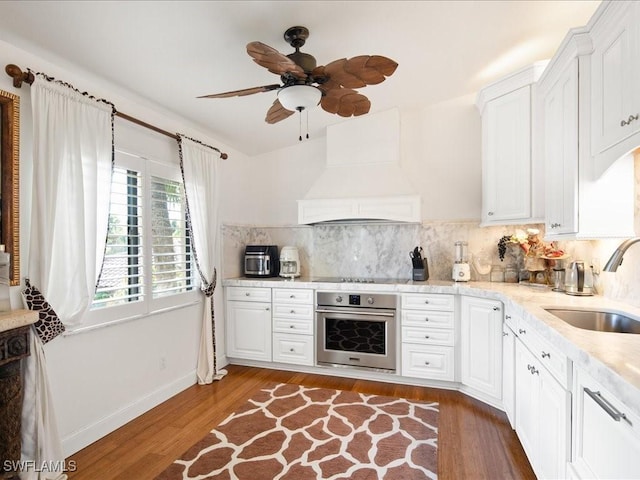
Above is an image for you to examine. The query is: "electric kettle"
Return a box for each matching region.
[564,260,594,296]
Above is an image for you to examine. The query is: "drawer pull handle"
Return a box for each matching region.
[424,335,430,339]
[290,348,295,352]
[585,388,631,424]
[527,364,539,375]
[425,317,429,322]
[493,306,500,311]
[424,300,430,304]
[519,329,526,335]
[621,114,639,127]
[424,361,430,365]
[245,292,250,296]
[289,294,295,298]
[290,309,296,314]
[289,325,295,329]
[503,332,508,337]
[505,315,511,319]
[265,307,270,311]
[541,351,551,359]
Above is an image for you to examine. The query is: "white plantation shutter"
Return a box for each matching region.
[151,175,194,298]
[94,167,144,307]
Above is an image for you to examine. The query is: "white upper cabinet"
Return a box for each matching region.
[541,55,580,236]
[538,16,635,240]
[476,62,547,226]
[590,0,640,177]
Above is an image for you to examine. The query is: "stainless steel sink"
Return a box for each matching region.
[544,308,640,334]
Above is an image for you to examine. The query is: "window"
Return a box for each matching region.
[91,150,197,321]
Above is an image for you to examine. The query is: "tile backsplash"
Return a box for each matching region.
[222,221,594,281]
[222,221,640,306]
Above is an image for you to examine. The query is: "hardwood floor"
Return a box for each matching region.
[67,365,536,479]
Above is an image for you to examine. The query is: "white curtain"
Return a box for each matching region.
[21,75,114,480]
[179,135,227,384]
[28,75,113,326]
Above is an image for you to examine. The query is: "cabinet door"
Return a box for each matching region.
[226,301,272,361]
[572,368,640,479]
[460,297,503,401]
[502,323,516,429]
[537,365,571,480]
[482,86,532,223]
[515,340,540,468]
[544,58,579,236]
[591,1,640,162]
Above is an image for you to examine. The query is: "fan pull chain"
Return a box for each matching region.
[296,107,310,142]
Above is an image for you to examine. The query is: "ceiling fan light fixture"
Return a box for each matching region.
[278,85,321,112]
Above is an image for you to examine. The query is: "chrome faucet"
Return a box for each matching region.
[603,237,640,272]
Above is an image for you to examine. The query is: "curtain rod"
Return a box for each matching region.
[5,64,229,160]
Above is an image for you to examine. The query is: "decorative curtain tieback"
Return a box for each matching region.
[200,268,217,297]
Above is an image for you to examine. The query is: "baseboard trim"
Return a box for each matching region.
[61,370,197,457]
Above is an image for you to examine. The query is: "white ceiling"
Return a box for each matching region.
[0,1,601,157]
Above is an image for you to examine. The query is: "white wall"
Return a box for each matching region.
[218,97,483,226]
[0,38,236,456]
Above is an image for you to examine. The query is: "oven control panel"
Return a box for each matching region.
[317,292,398,310]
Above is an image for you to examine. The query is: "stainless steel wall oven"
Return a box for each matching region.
[315,291,397,372]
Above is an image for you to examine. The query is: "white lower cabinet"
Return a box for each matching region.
[401,293,455,381]
[515,335,571,479]
[571,367,640,479]
[460,296,503,402]
[226,287,272,362]
[271,288,314,366]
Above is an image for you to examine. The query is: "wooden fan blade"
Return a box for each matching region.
[198,84,281,99]
[247,41,307,80]
[319,55,398,89]
[265,99,295,124]
[320,87,371,117]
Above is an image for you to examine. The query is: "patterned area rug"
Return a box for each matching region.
[156,383,438,480]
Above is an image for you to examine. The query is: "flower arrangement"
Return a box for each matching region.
[498,228,565,263]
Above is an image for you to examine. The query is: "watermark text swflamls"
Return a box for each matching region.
[3,459,78,473]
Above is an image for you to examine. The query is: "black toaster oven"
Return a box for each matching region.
[244,245,279,277]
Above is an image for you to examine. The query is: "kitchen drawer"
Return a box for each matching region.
[271,303,314,320]
[402,326,455,346]
[272,333,314,366]
[273,317,313,335]
[402,310,455,329]
[401,344,455,381]
[226,287,271,302]
[401,293,454,311]
[402,293,454,311]
[518,321,571,389]
[272,288,314,305]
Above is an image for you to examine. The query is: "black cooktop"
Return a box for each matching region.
[311,277,409,284]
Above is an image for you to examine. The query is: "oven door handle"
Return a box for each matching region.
[315,308,395,317]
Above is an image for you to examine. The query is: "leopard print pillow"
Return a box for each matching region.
[21,279,65,344]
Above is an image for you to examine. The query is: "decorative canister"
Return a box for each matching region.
[505,264,518,283]
[490,265,505,282]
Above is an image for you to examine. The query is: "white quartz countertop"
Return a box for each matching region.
[223,276,640,415]
[0,308,38,333]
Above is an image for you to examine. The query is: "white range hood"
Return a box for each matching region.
[298,108,421,224]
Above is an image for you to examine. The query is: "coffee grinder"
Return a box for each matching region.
[452,241,471,282]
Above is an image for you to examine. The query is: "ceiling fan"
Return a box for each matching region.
[198,26,398,126]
